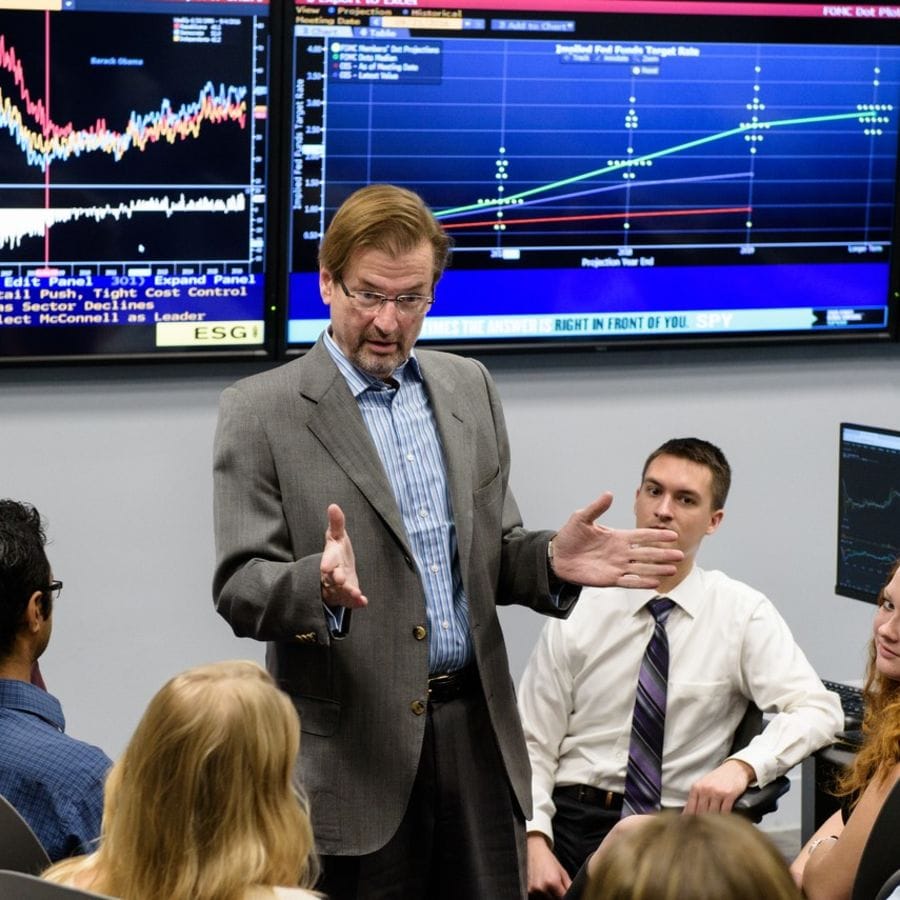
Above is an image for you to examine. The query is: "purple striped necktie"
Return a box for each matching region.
[622,596,676,817]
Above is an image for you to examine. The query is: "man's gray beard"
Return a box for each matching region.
[351,346,406,380]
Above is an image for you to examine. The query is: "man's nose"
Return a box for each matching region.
[655,496,673,518]
[372,300,401,331]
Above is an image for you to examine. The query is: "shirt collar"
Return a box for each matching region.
[0,678,65,732]
[662,565,703,618]
[627,565,703,620]
[322,328,422,398]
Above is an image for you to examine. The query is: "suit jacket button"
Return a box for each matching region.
[412,625,427,641]
[410,699,427,716]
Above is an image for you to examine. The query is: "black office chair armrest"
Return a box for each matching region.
[732,775,791,823]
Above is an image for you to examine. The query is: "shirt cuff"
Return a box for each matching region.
[727,749,765,787]
[549,581,581,612]
[526,812,555,842]
[324,603,346,636]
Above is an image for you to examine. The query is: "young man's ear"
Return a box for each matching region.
[706,508,725,536]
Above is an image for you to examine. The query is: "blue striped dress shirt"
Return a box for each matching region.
[324,331,472,673]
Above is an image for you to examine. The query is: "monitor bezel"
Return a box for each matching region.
[836,420,900,604]
[281,0,900,358]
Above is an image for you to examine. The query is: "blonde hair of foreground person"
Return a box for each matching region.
[44,660,319,900]
[585,812,801,900]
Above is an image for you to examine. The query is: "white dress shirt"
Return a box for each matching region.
[518,565,843,840]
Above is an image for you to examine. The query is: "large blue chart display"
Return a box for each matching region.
[286,0,900,351]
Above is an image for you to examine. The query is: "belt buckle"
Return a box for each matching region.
[428,672,453,697]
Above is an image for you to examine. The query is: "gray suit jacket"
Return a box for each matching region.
[212,339,577,855]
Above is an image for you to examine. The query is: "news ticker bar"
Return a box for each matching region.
[288,307,888,342]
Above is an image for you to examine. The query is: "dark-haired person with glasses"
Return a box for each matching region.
[213,184,682,899]
[0,499,111,862]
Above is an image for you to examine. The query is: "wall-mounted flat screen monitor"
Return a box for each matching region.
[0,0,273,363]
[837,422,900,604]
[284,0,900,354]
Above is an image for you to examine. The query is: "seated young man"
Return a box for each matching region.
[518,438,843,899]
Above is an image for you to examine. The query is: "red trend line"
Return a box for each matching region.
[43,10,51,269]
[1,32,247,162]
[0,33,47,135]
[441,205,752,230]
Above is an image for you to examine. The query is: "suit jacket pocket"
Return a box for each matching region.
[290,694,341,736]
[473,466,502,509]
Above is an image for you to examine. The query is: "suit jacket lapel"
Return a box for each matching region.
[301,342,412,553]
[420,354,475,578]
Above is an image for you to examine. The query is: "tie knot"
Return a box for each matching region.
[648,596,675,624]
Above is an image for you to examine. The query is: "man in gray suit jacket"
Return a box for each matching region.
[212,184,681,900]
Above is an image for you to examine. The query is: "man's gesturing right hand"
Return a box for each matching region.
[320,503,368,609]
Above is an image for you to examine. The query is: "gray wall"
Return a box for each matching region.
[2,342,898,827]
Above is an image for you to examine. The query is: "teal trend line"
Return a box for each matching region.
[434,109,880,219]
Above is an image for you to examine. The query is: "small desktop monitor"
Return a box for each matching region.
[0,0,274,363]
[283,0,900,355]
[837,422,900,604]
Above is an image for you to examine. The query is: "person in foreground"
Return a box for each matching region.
[0,499,111,861]
[43,660,319,900]
[519,438,842,897]
[582,811,801,900]
[212,183,682,899]
[791,559,900,900]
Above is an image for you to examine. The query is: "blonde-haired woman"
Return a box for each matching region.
[793,559,900,900]
[44,660,319,900]
[584,811,800,900]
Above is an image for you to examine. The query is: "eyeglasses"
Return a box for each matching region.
[45,580,63,603]
[337,277,433,315]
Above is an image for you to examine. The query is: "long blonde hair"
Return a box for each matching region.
[45,660,317,899]
[838,559,900,801]
[586,812,801,900]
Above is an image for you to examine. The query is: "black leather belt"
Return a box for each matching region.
[427,665,478,703]
[554,784,625,811]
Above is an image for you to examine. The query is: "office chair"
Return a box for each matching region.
[728,702,792,823]
[0,794,51,875]
[0,870,113,898]
[853,779,900,900]
[874,870,900,900]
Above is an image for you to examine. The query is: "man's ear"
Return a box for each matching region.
[706,508,725,536]
[25,590,48,631]
[320,269,335,307]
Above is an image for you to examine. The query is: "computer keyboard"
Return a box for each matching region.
[822,679,865,723]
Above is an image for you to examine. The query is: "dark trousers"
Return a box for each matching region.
[550,787,622,878]
[317,688,526,900]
